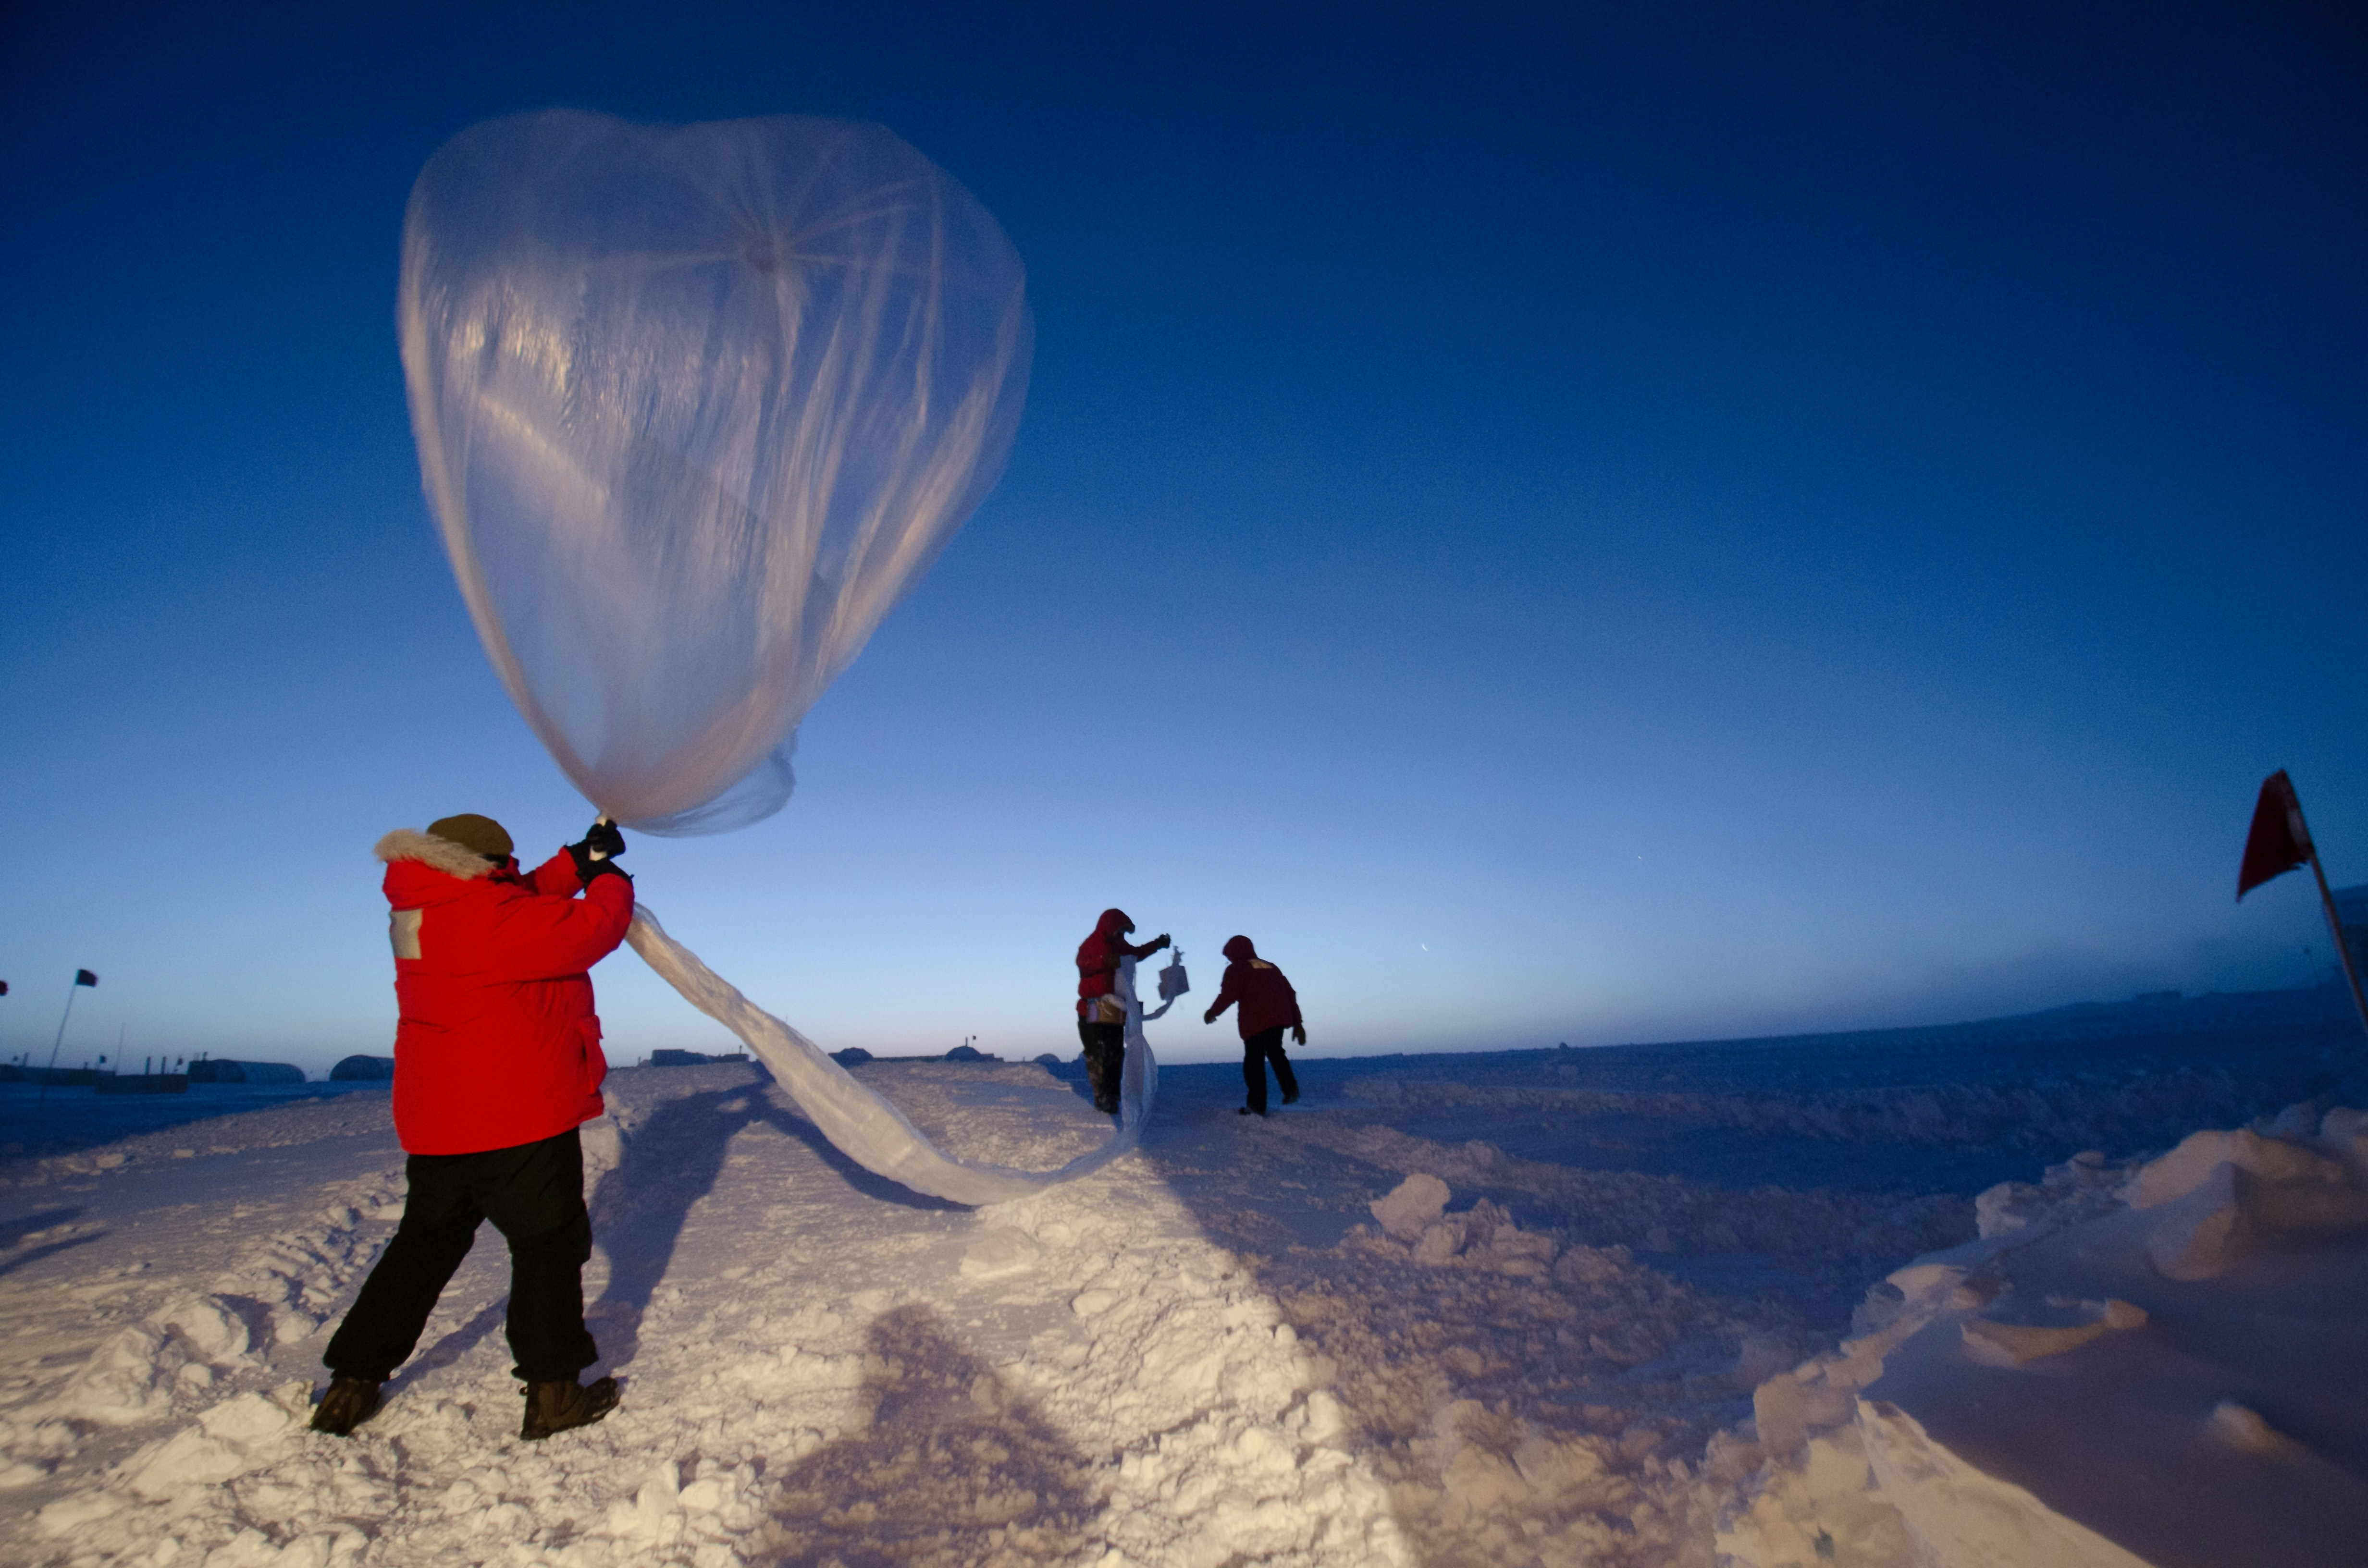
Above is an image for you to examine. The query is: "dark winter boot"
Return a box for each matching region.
[520,1376,619,1441]
[308,1376,383,1436]
[1085,1043,1120,1115]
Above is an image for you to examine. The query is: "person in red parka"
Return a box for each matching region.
[1076,908,1168,1115]
[1205,935,1304,1117]
[312,812,634,1442]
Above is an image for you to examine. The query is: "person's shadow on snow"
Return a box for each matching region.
[586,1081,964,1373]
[754,1303,1099,1566]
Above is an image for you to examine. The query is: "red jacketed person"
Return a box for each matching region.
[312,812,633,1442]
[1204,935,1304,1116]
[1076,908,1169,1115]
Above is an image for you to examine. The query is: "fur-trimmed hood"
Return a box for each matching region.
[376,828,499,881]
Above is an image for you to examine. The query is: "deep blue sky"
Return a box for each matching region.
[4,2,2363,1072]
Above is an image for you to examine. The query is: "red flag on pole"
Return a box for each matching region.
[2236,769,2368,1040]
[2236,769,2313,900]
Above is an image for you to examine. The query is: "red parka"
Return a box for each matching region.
[1076,908,1135,1021]
[1209,936,1303,1039]
[376,829,634,1155]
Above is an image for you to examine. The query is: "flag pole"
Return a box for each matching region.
[36,976,86,1112]
[2294,798,2368,1041]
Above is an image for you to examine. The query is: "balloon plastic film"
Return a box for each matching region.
[399,111,1033,833]
[627,906,1154,1206]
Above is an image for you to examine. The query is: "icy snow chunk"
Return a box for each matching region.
[129,1386,305,1499]
[33,1485,129,1535]
[1714,1420,1908,1568]
[1858,1398,2154,1568]
[1369,1174,1450,1240]
[1412,1223,1462,1266]
[2144,1163,2252,1281]
[2130,1125,2368,1279]
[197,1387,299,1443]
[55,1326,187,1426]
[132,1425,251,1497]
[1750,1373,1808,1456]
[2123,1127,2348,1214]
[1551,1243,1629,1287]
[55,1293,263,1425]
[606,1460,682,1541]
[166,1296,253,1362]
[2207,1401,2306,1459]
[1973,1181,2049,1239]
[958,1227,1042,1280]
[1959,1300,2145,1368]
[1295,1390,1346,1443]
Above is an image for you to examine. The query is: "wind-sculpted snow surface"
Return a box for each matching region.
[1,1025,2356,1566]
[0,1083,394,1177]
[1342,1022,2363,1155]
[0,1064,1403,1567]
[1712,1102,2368,1568]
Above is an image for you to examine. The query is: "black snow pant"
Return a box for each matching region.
[324,1128,597,1385]
[1243,1027,1299,1114]
[1078,1021,1124,1114]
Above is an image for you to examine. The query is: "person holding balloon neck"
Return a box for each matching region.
[310,813,635,1441]
[1076,910,1169,1115]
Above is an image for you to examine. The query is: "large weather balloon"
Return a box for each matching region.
[400,110,1033,833]
[397,113,1162,1205]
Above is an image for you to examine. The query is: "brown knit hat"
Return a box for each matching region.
[426,813,514,861]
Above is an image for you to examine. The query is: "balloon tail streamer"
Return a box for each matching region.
[625,906,1152,1205]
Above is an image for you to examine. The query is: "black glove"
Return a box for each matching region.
[582,819,626,861]
[567,821,631,888]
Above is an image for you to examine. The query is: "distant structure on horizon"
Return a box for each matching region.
[330,1055,396,1081]
[187,1056,306,1085]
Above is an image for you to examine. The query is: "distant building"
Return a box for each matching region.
[647,1049,751,1067]
[187,1058,306,1085]
[330,1055,397,1081]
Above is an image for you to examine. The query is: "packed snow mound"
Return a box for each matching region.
[1368,1172,1451,1239]
[1712,1101,2368,1568]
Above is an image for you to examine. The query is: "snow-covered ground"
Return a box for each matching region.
[1,1017,2362,1567]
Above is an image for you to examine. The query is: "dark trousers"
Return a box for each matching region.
[324,1128,597,1384]
[1077,1021,1124,1113]
[1243,1027,1299,1114]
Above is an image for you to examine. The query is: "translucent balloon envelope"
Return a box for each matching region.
[399,110,1032,832]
